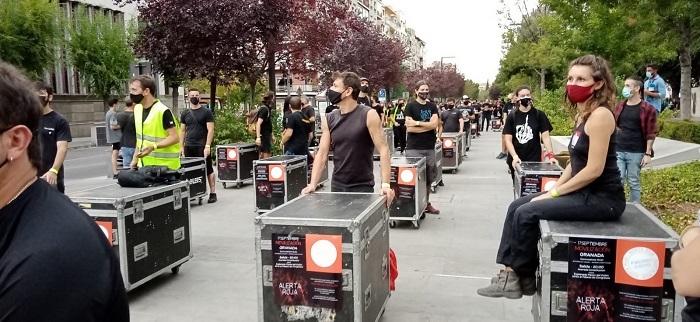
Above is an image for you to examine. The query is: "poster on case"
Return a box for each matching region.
[567,237,665,322]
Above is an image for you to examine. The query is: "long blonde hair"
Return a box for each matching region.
[566,55,617,122]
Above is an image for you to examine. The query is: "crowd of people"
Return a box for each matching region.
[2,49,699,321]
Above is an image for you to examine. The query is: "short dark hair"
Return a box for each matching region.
[646,63,659,70]
[415,80,429,91]
[290,96,302,110]
[626,76,644,96]
[130,75,157,95]
[447,97,455,103]
[1,63,43,171]
[333,71,361,100]
[263,91,275,104]
[372,95,379,102]
[108,98,119,107]
[125,99,134,107]
[34,81,54,96]
[188,88,199,93]
[514,85,531,97]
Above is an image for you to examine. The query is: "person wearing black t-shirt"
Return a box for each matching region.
[256,91,275,159]
[371,95,386,126]
[281,96,309,156]
[116,99,136,168]
[390,99,407,153]
[0,62,129,321]
[404,81,440,215]
[440,98,464,133]
[502,86,556,182]
[358,77,371,107]
[497,94,519,159]
[479,55,625,300]
[35,81,71,193]
[481,102,493,131]
[180,88,217,203]
[300,96,316,146]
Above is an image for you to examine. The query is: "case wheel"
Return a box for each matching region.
[171,265,181,274]
[412,220,420,229]
[430,186,436,193]
[451,169,457,174]
[198,197,203,205]
[389,220,396,229]
[236,182,242,189]
[438,180,444,187]
[420,212,426,220]
[222,182,227,189]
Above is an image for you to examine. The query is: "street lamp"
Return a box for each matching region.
[440,56,456,71]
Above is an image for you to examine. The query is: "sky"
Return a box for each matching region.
[384,0,538,84]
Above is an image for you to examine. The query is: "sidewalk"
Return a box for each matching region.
[69,137,95,150]
[124,130,531,321]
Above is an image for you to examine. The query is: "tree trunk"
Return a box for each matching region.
[171,84,179,117]
[250,77,257,112]
[209,75,218,116]
[266,46,276,92]
[679,22,692,120]
[540,68,546,92]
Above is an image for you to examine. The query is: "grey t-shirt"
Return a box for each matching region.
[105,110,122,144]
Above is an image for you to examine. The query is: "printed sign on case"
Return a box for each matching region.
[567,237,665,322]
[95,221,113,246]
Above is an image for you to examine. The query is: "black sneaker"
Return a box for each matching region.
[208,193,218,204]
[496,152,507,160]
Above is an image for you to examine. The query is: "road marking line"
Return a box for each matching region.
[433,274,491,280]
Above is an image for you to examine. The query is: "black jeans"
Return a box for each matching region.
[481,115,492,131]
[496,189,625,279]
[393,125,406,152]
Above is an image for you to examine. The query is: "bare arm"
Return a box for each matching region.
[672,229,700,297]
[256,118,263,138]
[281,128,292,145]
[553,109,615,196]
[555,163,572,187]
[459,118,464,133]
[541,131,554,154]
[179,123,186,151]
[306,116,331,190]
[504,134,519,161]
[51,141,69,171]
[206,122,215,147]
[366,110,391,186]
[406,114,439,133]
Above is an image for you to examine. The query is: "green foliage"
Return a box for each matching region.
[213,104,253,146]
[464,79,480,100]
[640,161,700,232]
[66,8,133,102]
[534,88,575,136]
[658,119,700,144]
[0,0,60,78]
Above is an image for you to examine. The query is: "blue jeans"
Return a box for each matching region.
[120,147,135,168]
[616,151,643,203]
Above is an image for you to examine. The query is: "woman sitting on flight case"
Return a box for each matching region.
[477,54,625,299]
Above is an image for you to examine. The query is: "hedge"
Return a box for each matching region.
[658,118,700,144]
[640,161,700,233]
[534,88,576,136]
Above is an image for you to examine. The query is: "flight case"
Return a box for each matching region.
[68,181,192,291]
[217,143,258,189]
[430,141,444,193]
[373,128,395,160]
[180,157,207,205]
[534,203,682,322]
[514,162,563,199]
[441,132,464,173]
[254,155,308,213]
[255,193,390,322]
[388,157,427,229]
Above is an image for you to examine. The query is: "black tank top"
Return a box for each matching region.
[327,105,374,189]
[568,111,624,194]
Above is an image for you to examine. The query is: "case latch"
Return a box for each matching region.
[173,189,183,210]
[363,227,371,260]
[342,269,353,291]
[364,284,372,311]
[133,199,144,224]
[661,298,674,322]
[263,265,273,287]
[551,291,567,316]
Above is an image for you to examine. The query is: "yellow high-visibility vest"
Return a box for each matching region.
[134,99,181,170]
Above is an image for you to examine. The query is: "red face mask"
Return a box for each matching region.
[566,84,595,103]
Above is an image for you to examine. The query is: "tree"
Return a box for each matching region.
[0,0,60,79]
[134,0,257,114]
[66,8,133,110]
[403,64,465,100]
[464,79,480,99]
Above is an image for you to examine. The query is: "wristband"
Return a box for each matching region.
[416,121,421,126]
[550,188,560,198]
[381,183,391,189]
[49,168,59,175]
[205,145,211,148]
[544,152,555,159]
[644,153,652,157]
[152,143,158,150]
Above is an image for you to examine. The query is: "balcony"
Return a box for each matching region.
[275,84,321,94]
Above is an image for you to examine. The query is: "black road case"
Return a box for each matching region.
[430,141,444,193]
[254,155,308,213]
[514,162,563,199]
[181,157,207,205]
[255,193,390,322]
[308,147,328,188]
[217,143,258,189]
[534,203,682,322]
[389,157,428,229]
[68,182,192,291]
[373,128,395,160]
[441,132,464,173]
[491,118,502,131]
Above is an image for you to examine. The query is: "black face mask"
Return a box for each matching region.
[398,103,404,108]
[190,97,200,105]
[327,88,344,105]
[130,93,144,104]
[447,104,454,109]
[417,92,429,100]
[520,97,532,107]
[361,85,369,93]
